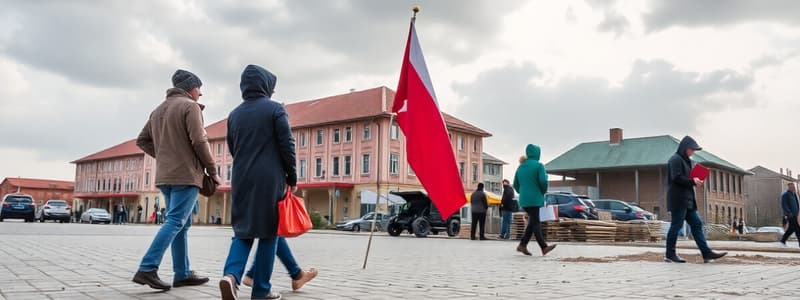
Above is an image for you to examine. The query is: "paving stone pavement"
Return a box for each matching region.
[0,221,798,299]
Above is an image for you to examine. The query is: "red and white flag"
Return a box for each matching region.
[392,20,466,219]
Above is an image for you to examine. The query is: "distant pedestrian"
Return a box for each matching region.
[665,136,727,263]
[514,144,557,256]
[780,183,800,247]
[737,219,744,235]
[470,183,489,241]
[132,69,220,291]
[499,179,516,240]
[137,205,143,223]
[219,65,316,300]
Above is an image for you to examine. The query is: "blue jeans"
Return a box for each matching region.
[223,237,279,298]
[245,237,303,280]
[666,208,711,257]
[500,211,512,239]
[138,185,198,281]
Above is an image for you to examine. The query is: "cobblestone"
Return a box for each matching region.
[0,221,798,299]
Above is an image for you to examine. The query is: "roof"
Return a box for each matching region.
[72,139,143,163]
[749,166,796,181]
[482,152,507,165]
[206,86,491,140]
[2,177,74,190]
[545,135,750,175]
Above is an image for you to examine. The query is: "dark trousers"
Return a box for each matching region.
[471,212,486,239]
[781,216,800,246]
[520,207,547,249]
[666,208,711,257]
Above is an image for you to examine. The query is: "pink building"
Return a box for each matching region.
[72,87,491,224]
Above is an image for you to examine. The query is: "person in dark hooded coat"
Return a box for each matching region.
[219,65,315,300]
[665,136,727,263]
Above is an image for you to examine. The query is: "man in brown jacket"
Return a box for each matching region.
[132,69,220,291]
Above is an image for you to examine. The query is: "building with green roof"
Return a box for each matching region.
[545,128,750,223]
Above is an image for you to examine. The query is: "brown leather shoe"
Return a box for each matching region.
[132,271,171,291]
[541,245,557,256]
[516,245,532,256]
[292,268,318,291]
[173,271,209,287]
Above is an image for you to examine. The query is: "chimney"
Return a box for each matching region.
[609,128,623,145]
[781,168,784,175]
[349,88,356,93]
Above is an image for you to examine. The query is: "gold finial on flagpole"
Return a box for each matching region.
[412,4,420,19]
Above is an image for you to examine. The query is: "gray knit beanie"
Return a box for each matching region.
[172,69,202,91]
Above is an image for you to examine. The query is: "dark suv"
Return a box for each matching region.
[386,191,461,238]
[544,192,598,220]
[593,199,655,221]
[1,194,36,222]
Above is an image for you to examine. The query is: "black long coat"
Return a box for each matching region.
[667,136,701,211]
[227,65,297,239]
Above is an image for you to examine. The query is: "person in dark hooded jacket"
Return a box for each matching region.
[470,183,489,240]
[499,179,516,240]
[665,136,727,263]
[218,65,316,300]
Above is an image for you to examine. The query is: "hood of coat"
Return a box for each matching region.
[525,144,541,161]
[677,136,702,161]
[240,64,277,100]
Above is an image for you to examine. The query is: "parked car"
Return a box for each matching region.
[80,208,111,224]
[0,194,36,222]
[593,199,655,221]
[336,212,391,232]
[36,200,72,223]
[756,226,785,235]
[386,191,460,238]
[544,192,598,220]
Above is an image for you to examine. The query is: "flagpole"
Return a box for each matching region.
[363,5,419,270]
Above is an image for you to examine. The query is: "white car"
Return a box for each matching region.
[36,200,72,223]
[80,208,112,224]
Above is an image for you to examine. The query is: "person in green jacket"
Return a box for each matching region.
[513,144,557,256]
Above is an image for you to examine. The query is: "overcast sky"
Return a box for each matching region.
[1,0,799,182]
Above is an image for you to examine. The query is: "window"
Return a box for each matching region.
[389,153,399,174]
[726,173,731,193]
[145,172,150,186]
[362,154,371,174]
[363,124,372,140]
[226,165,232,181]
[345,127,352,142]
[472,164,478,182]
[556,196,572,205]
[408,163,415,176]
[390,123,400,140]
[473,139,478,153]
[299,132,307,147]
[316,130,324,145]
[459,162,465,181]
[217,143,223,155]
[738,176,742,195]
[332,157,340,177]
[458,136,464,151]
[344,156,352,176]
[712,171,717,191]
[299,160,307,178]
[315,157,323,178]
[610,201,627,211]
[333,129,341,144]
[217,165,221,177]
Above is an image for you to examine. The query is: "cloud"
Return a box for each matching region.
[452,59,755,163]
[643,0,800,32]
[597,10,630,38]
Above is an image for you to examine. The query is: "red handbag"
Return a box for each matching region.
[277,188,313,238]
